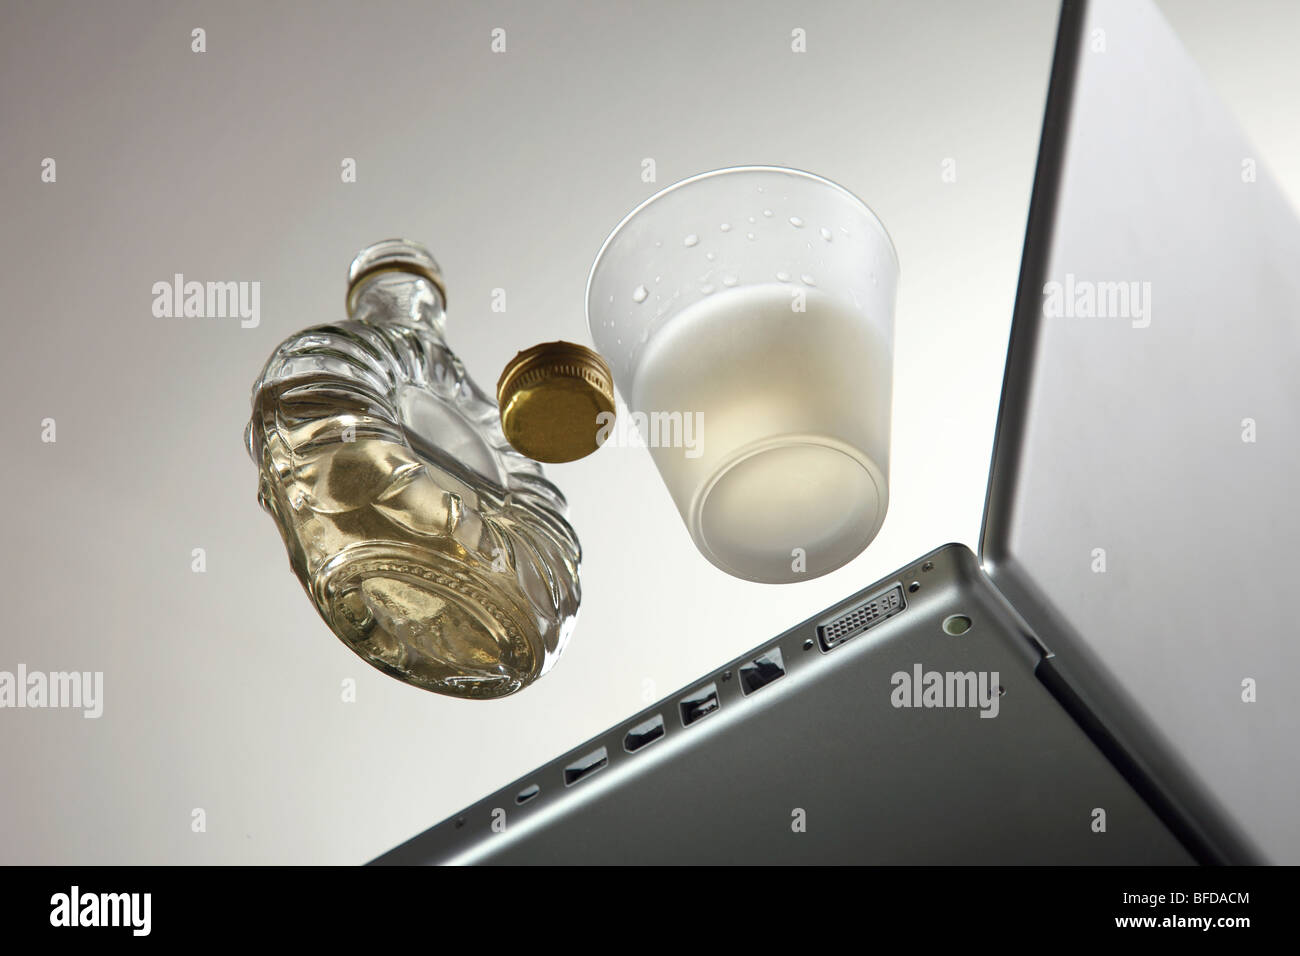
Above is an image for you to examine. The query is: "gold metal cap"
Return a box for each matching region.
[497,342,616,463]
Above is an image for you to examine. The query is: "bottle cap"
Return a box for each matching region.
[497,342,616,463]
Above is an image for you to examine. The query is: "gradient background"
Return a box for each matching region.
[1,0,1296,864]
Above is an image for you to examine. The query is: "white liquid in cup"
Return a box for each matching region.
[633,283,891,582]
[587,167,898,584]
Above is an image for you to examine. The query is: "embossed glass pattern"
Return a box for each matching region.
[246,240,581,699]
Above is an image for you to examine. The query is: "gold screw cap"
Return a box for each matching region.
[497,342,616,463]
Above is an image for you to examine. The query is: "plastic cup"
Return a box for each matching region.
[587,166,899,583]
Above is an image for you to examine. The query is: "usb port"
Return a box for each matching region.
[563,747,608,787]
[624,715,665,753]
[739,648,785,696]
[679,683,719,726]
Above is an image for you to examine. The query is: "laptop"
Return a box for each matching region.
[375,0,1298,865]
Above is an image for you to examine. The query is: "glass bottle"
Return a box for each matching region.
[246,240,581,699]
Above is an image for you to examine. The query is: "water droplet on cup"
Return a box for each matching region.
[820,227,833,242]
[705,251,716,261]
[632,285,648,303]
[722,274,738,287]
[720,223,731,232]
[701,284,715,295]
[763,209,773,217]
[789,216,804,228]
[746,232,756,241]
[747,216,756,223]
[684,234,698,247]
[801,274,816,286]
[776,271,790,282]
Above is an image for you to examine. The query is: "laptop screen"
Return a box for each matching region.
[981,0,1300,863]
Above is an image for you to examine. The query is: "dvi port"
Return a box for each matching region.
[816,585,906,651]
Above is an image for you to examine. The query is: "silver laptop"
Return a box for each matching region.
[375,0,1298,865]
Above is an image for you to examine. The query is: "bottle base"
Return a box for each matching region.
[311,544,542,699]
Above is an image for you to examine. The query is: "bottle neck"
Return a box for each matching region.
[345,239,447,331]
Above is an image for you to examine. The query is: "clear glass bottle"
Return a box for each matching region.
[246,240,581,699]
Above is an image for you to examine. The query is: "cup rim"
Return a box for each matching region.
[584,165,900,324]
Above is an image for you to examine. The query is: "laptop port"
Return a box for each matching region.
[817,584,906,651]
[679,683,719,726]
[563,747,608,787]
[515,784,540,805]
[624,715,665,753]
[739,648,785,696]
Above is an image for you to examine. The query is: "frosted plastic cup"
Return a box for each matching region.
[586,166,899,584]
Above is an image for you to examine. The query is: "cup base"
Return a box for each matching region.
[691,436,886,584]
